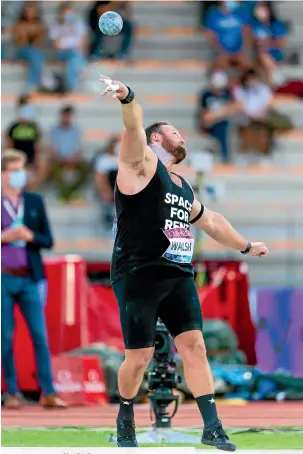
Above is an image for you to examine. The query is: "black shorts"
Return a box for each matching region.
[112,265,203,349]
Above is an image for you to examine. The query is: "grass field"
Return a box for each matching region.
[2,429,303,449]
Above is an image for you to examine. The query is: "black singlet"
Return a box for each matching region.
[111,159,197,282]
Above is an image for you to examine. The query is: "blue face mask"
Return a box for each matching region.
[64,11,76,22]
[19,105,35,120]
[225,1,238,11]
[9,170,27,189]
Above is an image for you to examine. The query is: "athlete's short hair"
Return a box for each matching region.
[145,121,170,144]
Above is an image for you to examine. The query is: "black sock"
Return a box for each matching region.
[118,396,135,420]
[196,394,219,428]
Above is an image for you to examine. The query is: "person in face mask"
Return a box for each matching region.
[233,68,274,165]
[251,1,287,80]
[199,70,239,163]
[204,0,252,71]
[1,149,68,410]
[49,2,88,92]
[5,95,48,190]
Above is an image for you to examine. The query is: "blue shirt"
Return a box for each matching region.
[252,19,287,61]
[49,124,82,158]
[243,0,258,17]
[205,6,249,53]
[200,89,231,129]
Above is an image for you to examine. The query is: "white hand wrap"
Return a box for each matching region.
[100,76,120,98]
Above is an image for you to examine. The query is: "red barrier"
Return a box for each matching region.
[2,255,91,393]
[45,255,89,354]
[1,257,256,394]
[199,263,256,365]
[52,356,108,405]
[88,285,124,351]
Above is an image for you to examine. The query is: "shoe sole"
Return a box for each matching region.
[202,439,236,452]
[117,441,139,447]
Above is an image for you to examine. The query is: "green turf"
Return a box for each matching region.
[2,430,303,449]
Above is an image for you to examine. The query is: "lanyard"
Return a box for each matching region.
[3,198,24,223]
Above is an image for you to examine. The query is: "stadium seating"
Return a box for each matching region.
[1,1,303,287]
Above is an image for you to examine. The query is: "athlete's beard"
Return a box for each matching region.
[151,139,187,165]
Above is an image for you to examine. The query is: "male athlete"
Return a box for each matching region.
[100,76,268,451]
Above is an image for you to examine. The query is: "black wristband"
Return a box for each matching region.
[120,86,135,104]
[240,241,252,255]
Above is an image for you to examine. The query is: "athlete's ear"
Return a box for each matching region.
[151,132,162,143]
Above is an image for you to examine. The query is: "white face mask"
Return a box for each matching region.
[211,71,228,89]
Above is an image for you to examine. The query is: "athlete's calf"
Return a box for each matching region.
[118,347,154,401]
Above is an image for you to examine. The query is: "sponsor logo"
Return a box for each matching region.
[54,369,82,393]
[54,368,105,394]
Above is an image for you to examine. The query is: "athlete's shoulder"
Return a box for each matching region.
[178,174,195,197]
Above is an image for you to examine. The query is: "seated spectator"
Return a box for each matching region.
[49,105,90,202]
[200,1,219,27]
[5,95,48,189]
[233,68,274,164]
[204,0,251,71]
[50,2,87,92]
[11,2,46,92]
[198,70,238,163]
[251,1,287,81]
[88,1,134,59]
[1,1,25,60]
[94,134,120,229]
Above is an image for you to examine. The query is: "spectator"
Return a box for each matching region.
[200,1,219,27]
[1,1,25,61]
[50,2,87,92]
[251,1,287,80]
[1,149,67,409]
[88,1,134,59]
[5,94,48,190]
[233,68,273,164]
[204,0,251,71]
[12,1,46,92]
[49,105,90,202]
[94,134,120,229]
[198,70,237,163]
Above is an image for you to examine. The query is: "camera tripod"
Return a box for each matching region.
[136,388,201,444]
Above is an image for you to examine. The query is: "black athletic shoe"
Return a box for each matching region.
[117,417,138,447]
[202,421,236,452]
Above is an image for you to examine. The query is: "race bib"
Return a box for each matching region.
[162,227,194,264]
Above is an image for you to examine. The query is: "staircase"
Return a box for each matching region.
[1,1,303,287]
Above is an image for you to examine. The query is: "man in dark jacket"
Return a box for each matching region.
[1,149,67,409]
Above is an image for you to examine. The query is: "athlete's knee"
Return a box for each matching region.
[175,330,207,364]
[124,348,154,374]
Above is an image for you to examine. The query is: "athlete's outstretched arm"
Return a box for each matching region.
[100,76,147,167]
[190,198,268,257]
